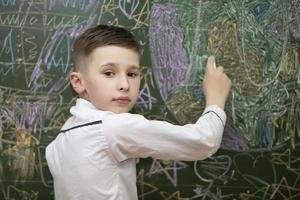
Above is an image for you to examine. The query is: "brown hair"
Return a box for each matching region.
[72,25,140,72]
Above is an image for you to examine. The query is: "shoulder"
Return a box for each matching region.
[102,112,147,127]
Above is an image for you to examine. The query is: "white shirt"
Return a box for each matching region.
[46,98,226,200]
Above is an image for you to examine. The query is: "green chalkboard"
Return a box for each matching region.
[0,0,299,199]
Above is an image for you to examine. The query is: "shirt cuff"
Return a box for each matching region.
[201,105,227,126]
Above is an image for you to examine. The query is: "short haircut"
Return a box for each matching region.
[72,25,140,72]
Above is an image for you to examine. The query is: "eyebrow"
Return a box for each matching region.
[100,62,140,70]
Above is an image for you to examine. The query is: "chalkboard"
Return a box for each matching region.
[0,0,299,199]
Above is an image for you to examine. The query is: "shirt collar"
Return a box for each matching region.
[70,98,100,119]
[75,98,98,110]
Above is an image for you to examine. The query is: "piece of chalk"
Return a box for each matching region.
[211,56,217,69]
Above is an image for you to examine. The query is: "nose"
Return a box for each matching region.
[118,75,130,91]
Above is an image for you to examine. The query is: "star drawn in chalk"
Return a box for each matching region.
[240,177,300,199]
[146,159,187,187]
[137,169,159,198]
[136,83,157,110]
[160,191,189,200]
[272,148,300,174]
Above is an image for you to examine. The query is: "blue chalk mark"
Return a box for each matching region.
[0,29,15,75]
[256,116,273,148]
[193,87,205,101]
[252,0,270,24]
[0,0,16,6]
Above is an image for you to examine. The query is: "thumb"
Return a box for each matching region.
[206,56,216,71]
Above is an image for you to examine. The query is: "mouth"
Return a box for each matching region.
[113,97,131,104]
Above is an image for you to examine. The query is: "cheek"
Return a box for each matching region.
[133,81,141,101]
[91,78,106,89]
[86,79,106,96]
[136,77,141,87]
[132,80,140,92]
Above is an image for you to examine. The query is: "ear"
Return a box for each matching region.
[69,71,86,96]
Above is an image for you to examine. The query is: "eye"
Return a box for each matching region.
[103,71,114,77]
[128,71,140,78]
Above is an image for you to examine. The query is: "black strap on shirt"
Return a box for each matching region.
[59,120,102,133]
[202,111,225,127]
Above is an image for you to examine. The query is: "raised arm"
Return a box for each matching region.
[103,56,232,162]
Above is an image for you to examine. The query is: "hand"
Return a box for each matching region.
[203,56,232,109]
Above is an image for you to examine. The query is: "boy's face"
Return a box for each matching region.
[74,46,140,113]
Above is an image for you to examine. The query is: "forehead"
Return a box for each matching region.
[88,45,140,67]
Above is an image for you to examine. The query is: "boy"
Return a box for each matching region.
[46,25,232,200]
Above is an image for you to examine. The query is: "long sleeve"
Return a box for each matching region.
[103,105,226,162]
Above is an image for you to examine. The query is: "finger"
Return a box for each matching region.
[206,56,216,70]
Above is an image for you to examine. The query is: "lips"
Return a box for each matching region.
[113,97,131,104]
